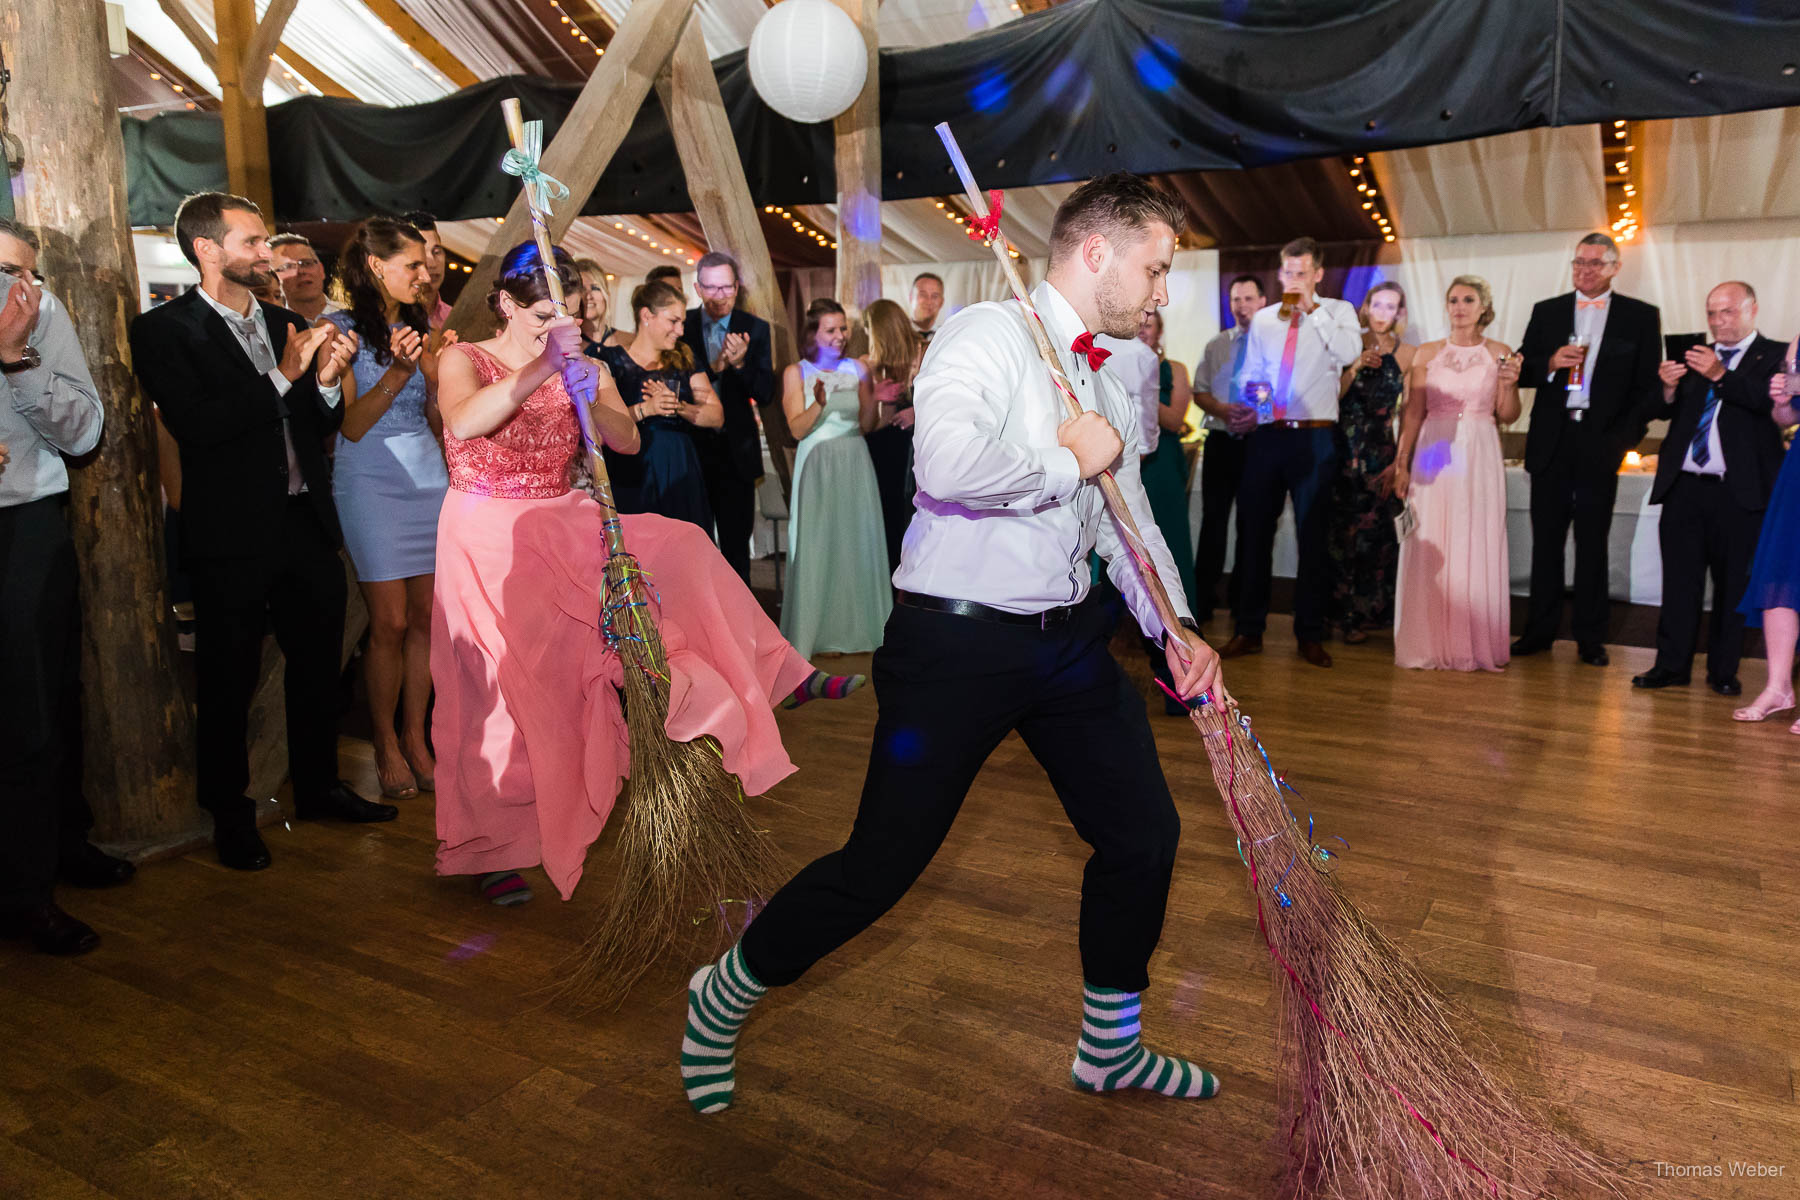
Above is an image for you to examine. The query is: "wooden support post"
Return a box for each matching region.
[213,0,274,215]
[358,0,480,90]
[656,20,797,490]
[4,0,197,842]
[443,0,698,340]
[830,0,882,315]
[157,0,220,76]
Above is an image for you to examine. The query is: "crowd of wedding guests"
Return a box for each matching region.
[4,192,1798,959]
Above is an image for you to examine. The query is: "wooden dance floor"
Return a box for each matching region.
[2,618,1796,1199]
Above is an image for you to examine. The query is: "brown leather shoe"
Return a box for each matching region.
[1297,641,1334,668]
[1218,634,1263,659]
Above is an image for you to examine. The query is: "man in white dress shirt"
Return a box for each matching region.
[681,175,1228,1116]
[1192,274,1267,623]
[1095,325,1162,453]
[1219,238,1362,668]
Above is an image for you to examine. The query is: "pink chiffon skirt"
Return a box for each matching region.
[430,490,815,898]
[1394,417,1511,673]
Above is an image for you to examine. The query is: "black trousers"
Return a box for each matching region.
[705,466,755,585]
[1654,475,1763,681]
[865,423,916,573]
[1194,432,1247,620]
[1233,426,1337,642]
[0,496,94,912]
[189,498,346,828]
[740,597,1181,993]
[1524,429,1622,648]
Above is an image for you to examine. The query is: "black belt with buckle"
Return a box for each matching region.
[896,590,1082,629]
[1566,407,1586,422]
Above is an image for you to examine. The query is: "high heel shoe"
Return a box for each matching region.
[1732,693,1796,722]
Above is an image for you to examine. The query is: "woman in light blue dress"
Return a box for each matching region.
[327,216,450,799]
[778,299,892,657]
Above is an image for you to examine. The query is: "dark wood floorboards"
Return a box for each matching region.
[3,618,1796,1199]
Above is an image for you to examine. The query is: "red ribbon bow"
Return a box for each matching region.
[965,190,1005,242]
[1071,331,1111,371]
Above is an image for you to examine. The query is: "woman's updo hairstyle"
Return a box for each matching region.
[488,242,581,322]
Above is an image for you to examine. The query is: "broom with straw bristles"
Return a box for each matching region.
[496,98,785,1009]
[934,122,1625,1199]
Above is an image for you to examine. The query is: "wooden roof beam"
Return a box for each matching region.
[358,0,480,89]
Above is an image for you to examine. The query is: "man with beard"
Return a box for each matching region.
[679,174,1227,1115]
[130,192,392,874]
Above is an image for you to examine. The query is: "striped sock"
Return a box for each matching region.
[1070,983,1220,1100]
[781,670,868,710]
[681,943,767,1114]
[479,871,533,906]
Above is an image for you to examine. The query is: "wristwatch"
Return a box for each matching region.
[0,345,41,374]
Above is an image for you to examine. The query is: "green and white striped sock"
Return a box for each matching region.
[1070,983,1220,1100]
[681,943,767,1114]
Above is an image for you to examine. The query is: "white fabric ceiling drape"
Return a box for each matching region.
[1638,108,1800,226]
[1372,126,1607,238]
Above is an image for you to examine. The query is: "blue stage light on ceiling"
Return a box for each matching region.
[1133,40,1178,93]
[1047,58,1092,114]
[970,69,1010,112]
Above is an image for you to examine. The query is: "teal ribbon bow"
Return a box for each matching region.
[501,120,570,213]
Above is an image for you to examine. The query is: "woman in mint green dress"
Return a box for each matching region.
[778,300,892,657]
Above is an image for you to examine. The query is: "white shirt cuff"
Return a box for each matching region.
[266,367,292,398]
[319,380,343,408]
[1041,446,1082,504]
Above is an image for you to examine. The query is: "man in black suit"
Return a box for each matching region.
[684,251,773,583]
[1632,282,1785,695]
[130,192,396,872]
[1513,233,1663,666]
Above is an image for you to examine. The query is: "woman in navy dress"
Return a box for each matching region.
[596,281,722,533]
[327,216,450,799]
[1734,340,1800,733]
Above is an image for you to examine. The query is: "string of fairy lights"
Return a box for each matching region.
[1344,155,1395,244]
[547,0,606,58]
[764,205,839,253]
[932,197,1023,258]
[1608,119,1639,241]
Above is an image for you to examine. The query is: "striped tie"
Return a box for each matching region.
[1688,346,1740,468]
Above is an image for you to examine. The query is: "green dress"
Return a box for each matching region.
[1139,359,1197,606]
[779,358,893,657]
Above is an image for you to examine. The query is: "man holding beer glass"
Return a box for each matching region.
[1220,237,1362,668]
[1514,233,1663,666]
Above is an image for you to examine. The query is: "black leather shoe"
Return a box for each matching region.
[1578,644,1610,666]
[294,781,398,824]
[1631,666,1690,689]
[59,842,136,888]
[1509,635,1553,657]
[215,824,272,871]
[1218,634,1263,659]
[0,903,100,955]
[1297,640,1334,668]
[1709,676,1743,696]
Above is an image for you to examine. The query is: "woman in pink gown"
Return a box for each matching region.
[431,245,856,905]
[1392,276,1523,672]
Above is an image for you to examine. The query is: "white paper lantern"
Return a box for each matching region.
[748,0,869,125]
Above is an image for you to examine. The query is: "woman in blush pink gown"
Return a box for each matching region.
[1392,276,1523,672]
[431,245,859,906]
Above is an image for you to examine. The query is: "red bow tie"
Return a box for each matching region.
[1071,332,1110,371]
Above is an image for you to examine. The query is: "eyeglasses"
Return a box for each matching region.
[696,282,738,295]
[1570,258,1614,269]
[273,260,319,274]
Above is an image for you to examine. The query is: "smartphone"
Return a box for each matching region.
[1664,333,1706,362]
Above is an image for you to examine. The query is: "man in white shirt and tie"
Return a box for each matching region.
[680,175,1228,1117]
[1219,238,1362,668]
[1514,233,1662,666]
[1192,274,1267,624]
[1634,281,1785,694]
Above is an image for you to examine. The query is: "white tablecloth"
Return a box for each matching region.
[1192,457,1668,606]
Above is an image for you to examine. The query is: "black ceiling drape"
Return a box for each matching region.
[121,0,1800,227]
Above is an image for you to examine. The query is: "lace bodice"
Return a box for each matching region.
[1422,343,1500,419]
[444,343,579,498]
